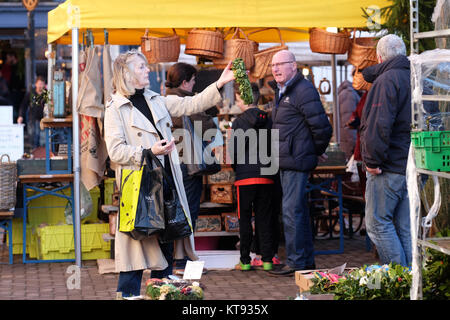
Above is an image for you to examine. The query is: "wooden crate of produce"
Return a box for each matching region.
[210,184,234,204]
[221,212,239,232]
[195,215,222,232]
[207,167,235,184]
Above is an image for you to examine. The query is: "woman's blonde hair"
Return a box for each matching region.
[112,49,149,97]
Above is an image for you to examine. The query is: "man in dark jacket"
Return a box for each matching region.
[359,34,412,267]
[268,50,333,275]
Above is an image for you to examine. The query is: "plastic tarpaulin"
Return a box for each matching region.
[47,0,390,45]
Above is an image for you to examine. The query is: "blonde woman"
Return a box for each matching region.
[104,50,235,297]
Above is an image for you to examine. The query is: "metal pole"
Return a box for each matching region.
[331,54,340,145]
[47,44,53,98]
[72,27,82,267]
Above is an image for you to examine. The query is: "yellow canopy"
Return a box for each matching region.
[48,0,390,44]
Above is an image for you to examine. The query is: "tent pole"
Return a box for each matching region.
[72,27,82,268]
[331,53,340,145]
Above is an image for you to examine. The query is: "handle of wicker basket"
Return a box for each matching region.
[231,27,250,40]
[1,154,10,163]
[247,27,284,45]
[144,28,177,37]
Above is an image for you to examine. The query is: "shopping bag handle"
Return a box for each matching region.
[142,148,177,191]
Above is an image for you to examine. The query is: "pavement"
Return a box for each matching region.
[0,233,378,300]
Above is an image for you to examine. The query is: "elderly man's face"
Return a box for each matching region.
[271,51,297,86]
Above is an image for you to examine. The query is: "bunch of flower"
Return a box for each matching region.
[310,271,346,294]
[145,278,204,300]
[310,263,413,300]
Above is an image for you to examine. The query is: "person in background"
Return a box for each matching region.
[230,82,276,272]
[104,50,235,297]
[0,70,12,106]
[268,50,332,276]
[359,34,412,267]
[165,62,219,275]
[18,76,47,149]
[337,72,360,160]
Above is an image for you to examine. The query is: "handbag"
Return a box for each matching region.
[119,151,165,240]
[182,115,221,176]
[144,149,193,243]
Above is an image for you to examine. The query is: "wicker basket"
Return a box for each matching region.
[352,68,372,91]
[248,28,288,79]
[141,29,180,64]
[213,28,258,69]
[185,28,224,59]
[309,28,350,54]
[347,31,378,69]
[0,154,17,210]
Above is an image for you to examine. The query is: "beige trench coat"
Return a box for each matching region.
[104,82,222,272]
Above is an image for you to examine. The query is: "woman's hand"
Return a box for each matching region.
[151,138,175,156]
[216,61,236,89]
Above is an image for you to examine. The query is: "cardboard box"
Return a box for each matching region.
[195,215,222,232]
[221,212,239,232]
[295,264,357,293]
[210,184,234,204]
[295,270,317,293]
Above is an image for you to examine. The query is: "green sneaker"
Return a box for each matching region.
[240,262,251,271]
[263,262,273,271]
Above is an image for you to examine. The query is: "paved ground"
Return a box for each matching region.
[0,234,378,300]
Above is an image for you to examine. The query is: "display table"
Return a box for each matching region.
[308,165,346,255]
[40,117,72,174]
[18,174,75,263]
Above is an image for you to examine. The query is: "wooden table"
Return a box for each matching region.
[18,174,75,263]
[40,117,73,174]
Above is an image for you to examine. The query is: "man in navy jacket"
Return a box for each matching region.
[360,34,412,267]
[269,50,332,276]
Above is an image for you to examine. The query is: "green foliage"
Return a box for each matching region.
[422,248,450,300]
[362,0,437,54]
[232,58,253,105]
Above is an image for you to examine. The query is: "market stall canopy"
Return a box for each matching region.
[47,0,390,45]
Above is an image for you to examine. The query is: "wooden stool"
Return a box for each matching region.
[0,210,14,264]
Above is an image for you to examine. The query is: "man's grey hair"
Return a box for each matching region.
[376,34,406,61]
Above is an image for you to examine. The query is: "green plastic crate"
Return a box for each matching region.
[411,130,450,172]
[36,223,110,261]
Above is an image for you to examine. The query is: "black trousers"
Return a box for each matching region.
[237,184,274,264]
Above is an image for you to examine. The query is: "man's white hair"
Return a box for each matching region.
[376,34,406,61]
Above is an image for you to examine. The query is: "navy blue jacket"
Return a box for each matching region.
[360,55,411,175]
[272,72,333,172]
[230,108,274,181]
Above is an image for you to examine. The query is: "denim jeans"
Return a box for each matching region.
[117,269,144,297]
[365,171,412,266]
[116,241,174,297]
[280,170,315,269]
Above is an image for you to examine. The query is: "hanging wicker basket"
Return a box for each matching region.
[309,28,350,54]
[185,28,224,60]
[141,29,180,64]
[347,30,378,69]
[352,68,372,91]
[0,154,17,210]
[248,28,288,79]
[213,28,258,69]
